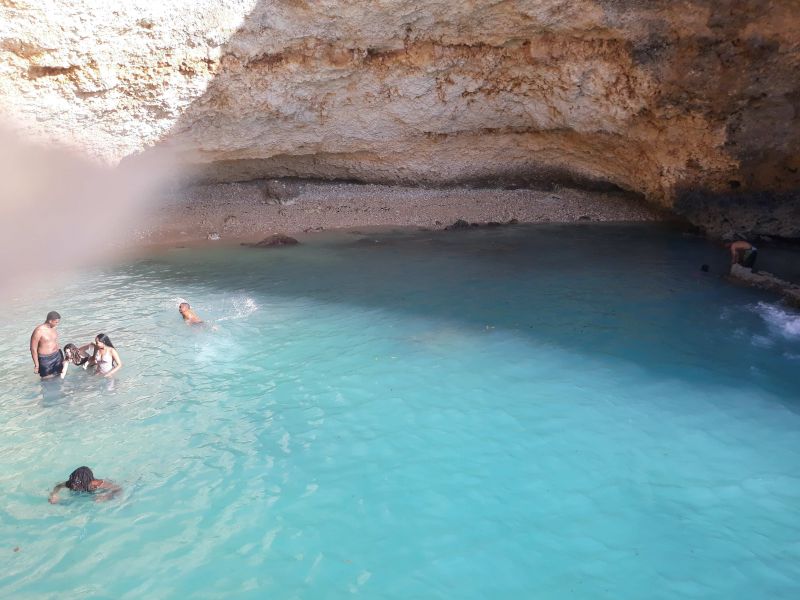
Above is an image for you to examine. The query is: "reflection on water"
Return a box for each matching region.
[1,224,799,599]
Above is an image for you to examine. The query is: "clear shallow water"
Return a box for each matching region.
[1,223,799,599]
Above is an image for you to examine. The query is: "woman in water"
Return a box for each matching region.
[48,466,121,504]
[61,344,100,379]
[79,334,122,377]
[60,343,93,379]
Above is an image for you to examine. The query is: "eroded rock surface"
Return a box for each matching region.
[243,233,299,247]
[729,264,800,307]
[1,1,798,234]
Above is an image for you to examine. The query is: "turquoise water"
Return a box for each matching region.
[1,224,799,599]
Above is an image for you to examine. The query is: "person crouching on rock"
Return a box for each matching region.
[60,343,93,378]
[49,466,121,504]
[727,240,758,269]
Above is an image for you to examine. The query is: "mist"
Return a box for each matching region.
[0,124,172,296]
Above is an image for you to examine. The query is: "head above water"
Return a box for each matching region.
[63,343,85,365]
[66,466,95,492]
[179,302,190,313]
[95,333,114,348]
[45,311,61,326]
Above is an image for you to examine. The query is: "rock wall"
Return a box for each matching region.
[1,1,798,234]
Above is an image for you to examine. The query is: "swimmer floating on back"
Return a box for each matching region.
[179,302,203,325]
[48,466,121,504]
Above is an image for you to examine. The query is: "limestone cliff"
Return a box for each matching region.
[1,1,798,235]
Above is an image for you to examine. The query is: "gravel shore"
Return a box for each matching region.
[136,180,664,245]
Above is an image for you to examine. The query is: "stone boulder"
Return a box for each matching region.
[444,219,471,231]
[242,233,299,248]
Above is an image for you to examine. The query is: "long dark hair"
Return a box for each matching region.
[66,466,94,492]
[63,343,89,366]
[95,333,114,348]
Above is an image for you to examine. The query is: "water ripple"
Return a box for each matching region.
[0,225,799,599]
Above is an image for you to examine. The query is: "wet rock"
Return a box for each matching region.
[675,192,800,240]
[242,233,299,247]
[444,219,471,231]
[729,264,800,308]
[446,218,523,230]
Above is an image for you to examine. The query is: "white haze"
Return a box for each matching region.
[0,125,173,296]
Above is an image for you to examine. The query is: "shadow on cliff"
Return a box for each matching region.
[139,0,800,236]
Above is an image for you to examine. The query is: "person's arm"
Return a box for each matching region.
[104,348,122,378]
[30,329,41,373]
[49,482,67,504]
[60,360,69,379]
[94,480,122,502]
[79,343,96,368]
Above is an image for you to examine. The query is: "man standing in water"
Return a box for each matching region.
[30,311,63,378]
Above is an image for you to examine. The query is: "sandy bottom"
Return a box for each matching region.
[136,180,663,245]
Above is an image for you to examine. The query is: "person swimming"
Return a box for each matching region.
[48,466,121,504]
[179,302,203,325]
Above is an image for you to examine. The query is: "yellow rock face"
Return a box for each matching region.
[1,0,798,214]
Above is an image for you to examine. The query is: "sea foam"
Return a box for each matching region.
[754,302,800,339]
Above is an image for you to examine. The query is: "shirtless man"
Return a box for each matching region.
[178,302,203,325]
[30,311,63,378]
[727,240,758,269]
